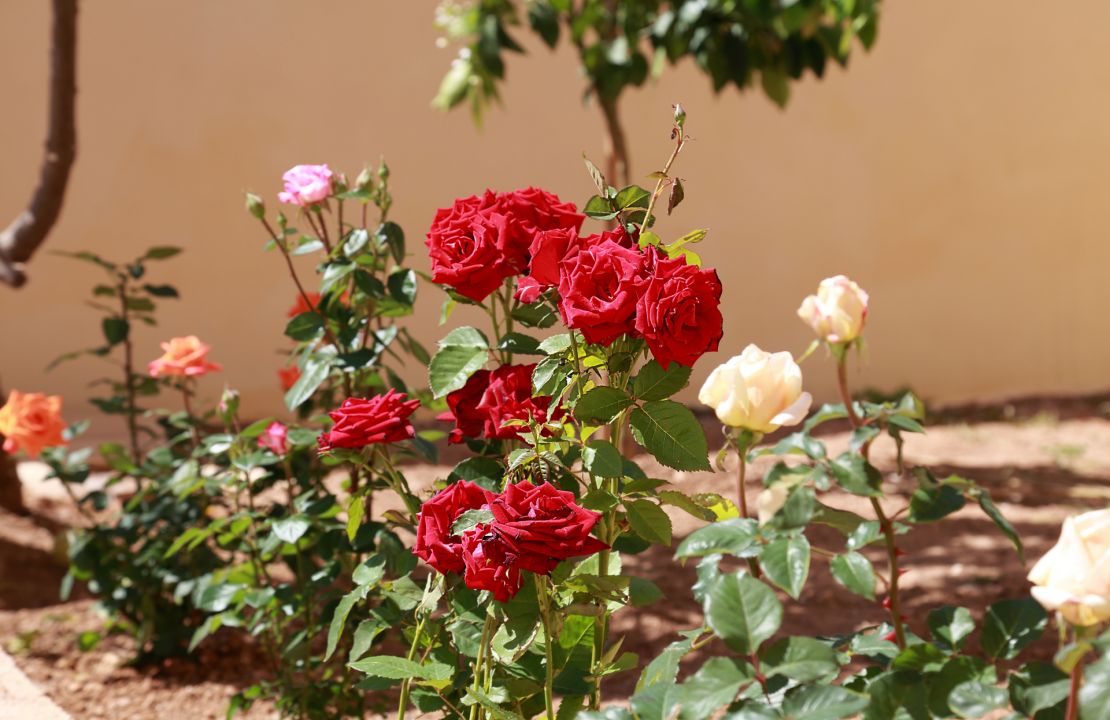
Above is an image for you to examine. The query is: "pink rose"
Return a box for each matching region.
[257,421,289,455]
[278,164,334,206]
[148,336,222,378]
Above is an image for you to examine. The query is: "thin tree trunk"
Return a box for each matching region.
[599,95,630,188]
[0,0,78,287]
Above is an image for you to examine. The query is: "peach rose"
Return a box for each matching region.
[1028,508,1110,626]
[698,344,812,434]
[0,390,67,458]
[797,275,869,344]
[148,336,222,378]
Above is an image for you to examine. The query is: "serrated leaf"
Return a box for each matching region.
[830,551,876,600]
[928,606,975,651]
[630,400,710,471]
[677,657,753,720]
[429,326,489,398]
[980,597,1047,660]
[575,386,634,424]
[583,440,623,478]
[675,518,758,559]
[625,499,673,546]
[633,360,692,401]
[760,535,810,599]
[705,573,782,654]
[761,636,839,682]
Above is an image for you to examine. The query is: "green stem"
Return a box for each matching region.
[836,354,906,649]
[470,613,495,720]
[639,132,685,237]
[535,575,556,720]
[396,615,427,720]
[736,449,763,579]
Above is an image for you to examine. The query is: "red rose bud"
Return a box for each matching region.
[318,390,420,450]
[634,249,724,369]
[414,480,495,575]
[557,238,647,345]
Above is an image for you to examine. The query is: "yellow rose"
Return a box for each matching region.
[797,275,869,344]
[0,390,67,459]
[698,344,812,433]
[1028,508,1110,626]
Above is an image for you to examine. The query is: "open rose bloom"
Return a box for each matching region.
[0,390,67,459]
[1028,508,1110,626]
[278,164,334,206]
[797,274,869,344]
[698,344,812,434]
[317,390,420,452]
[148,336,222,378]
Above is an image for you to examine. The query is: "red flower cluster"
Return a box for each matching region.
[438,364,564,444]
[317,390,420,453]
[414,480,608,602]
[425,188,585,302]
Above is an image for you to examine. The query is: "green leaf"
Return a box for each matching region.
[575,386,634,424]
[704,572,782,654]
[429,326,489,398]
[285,311,323,341]
[629,577,663,607]
[675,518,758,559]
[830,551,876,600]
[582,440,623,478]
[349,655,453,683]
[630,681,680,720]
[272,515,310,544]
[928,606,975,651]
[491,613,539,664]
[829,452,882,496]
[891,642,947,672]
[377,221,406,264]
[346,496,364,543]
[101,317,129,346]
[976,491,1024,562]
[144,246,182,260]
[1010,661,1070,717]
[760,535,810,599]
[527,1,560,47]
[980,597,1047,660]
[630,400,711,471]
[948,681,1008,719]
[637,631,700,691]
[909,483,965,523]
[783,685,869,720]
[325,585,369,660]
[497,331,541,355]
[658,490,716,522]
[625,499,673,546]
[677,657,753,720]
[451,508,494,535]
[284,357,329,410]
[142,283,178,298]
[761,636,838,683]
[633,360,692,401]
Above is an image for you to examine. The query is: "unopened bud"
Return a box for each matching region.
[378,161,390,182]
[218,387,240,424]
[355,166,373,191]
[673,103,687,130]
[245,193,265,219]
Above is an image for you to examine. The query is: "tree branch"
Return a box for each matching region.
[0,0,78,288]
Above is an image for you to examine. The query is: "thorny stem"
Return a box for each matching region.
[639,130,686,237]
[1065,658,1082,720]
[736,450,763,579]
[836,353,906,649]
[469,613,496,720]
[536,575,557,720]
[180,384,200,449]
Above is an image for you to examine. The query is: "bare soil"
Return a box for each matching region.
[2,406,1108,719]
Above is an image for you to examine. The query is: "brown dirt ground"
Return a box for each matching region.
[2,403,1109,719]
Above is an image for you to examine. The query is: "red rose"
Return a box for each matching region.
[557,238,647,345]
[439,365,564,443]
[635,250,724,368]
[425,192,515,302]
[477,365,563,440]
[414,480,495,575]
[515,228,633,304]
[287,292,322,319]
[436,370,490,444]
[494,188,585,272]
[278,365,301,391]
[318,390,420,450]
[459,481,609,601]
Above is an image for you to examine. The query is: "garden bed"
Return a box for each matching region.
[2,411,1108,719]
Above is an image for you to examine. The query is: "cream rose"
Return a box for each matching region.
[797,275,869,344]
[698,344,812,433]
[756,484,790,525]
[1027,508,1110,626]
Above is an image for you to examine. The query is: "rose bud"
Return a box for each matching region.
[797,275,869,344]
[0,390,67,459]
[245,192,265,219]
[257,421,289,456]
[698,344,812,434]
[1028,509,1110,626]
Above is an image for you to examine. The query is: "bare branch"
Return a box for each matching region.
[0,0,78,288]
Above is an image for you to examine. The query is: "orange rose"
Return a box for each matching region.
[287,292,322,318]
[0,390,67,458]
[148,336,223,378]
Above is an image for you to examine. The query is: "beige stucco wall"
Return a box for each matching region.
[2,1,1109,440]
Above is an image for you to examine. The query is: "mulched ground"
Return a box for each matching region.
[2,399,1108,719]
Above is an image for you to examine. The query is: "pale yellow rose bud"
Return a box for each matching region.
[756,484,790,525]
[797,275,869,344]
[1027,508,1110,626]
[698,344,812,433]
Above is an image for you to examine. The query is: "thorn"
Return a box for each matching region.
[894,547,908,558]
[881,597,892,609]
[897,568,908,577]
[882,631,898,643]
